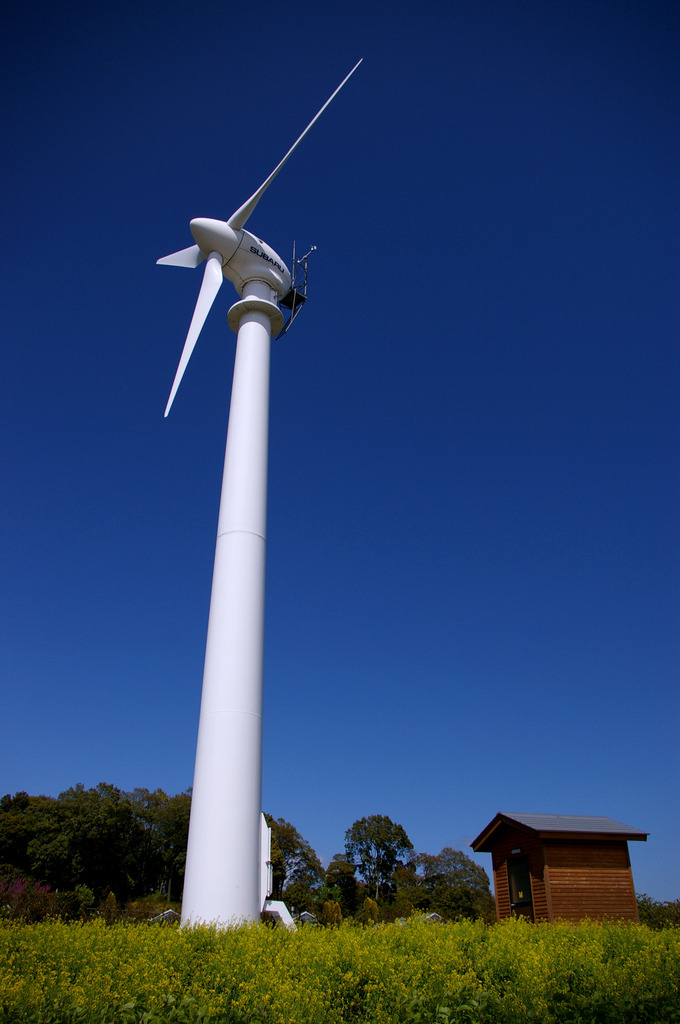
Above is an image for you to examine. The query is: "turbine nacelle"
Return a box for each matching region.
[225,229,291,298]
[190,219,291,298]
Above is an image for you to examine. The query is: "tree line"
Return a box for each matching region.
[1,785,497,923]
[3,786,677,928]
[0,785,190,917]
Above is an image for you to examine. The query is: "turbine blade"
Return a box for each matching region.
[157,244,204,268]
[164,254,223,417]
[227,58,363,231]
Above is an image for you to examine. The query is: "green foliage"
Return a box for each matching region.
[99,891,120,924]
[360,895,380,924]
[0,785,191,906]
[1,918,680,1023]
[0,992,213,1023]
[0,793,63,880]
[637,893,680,929]
[319,899,342,927]
[264,813,323,909]
[322,854,359,916]
[382,890,414,921]
[345,814,413,898]
[396,847,496,922]
[32,783,138,899]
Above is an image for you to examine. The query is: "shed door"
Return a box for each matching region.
[507,857,534,920]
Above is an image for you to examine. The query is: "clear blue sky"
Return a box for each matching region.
[1,0,677,901]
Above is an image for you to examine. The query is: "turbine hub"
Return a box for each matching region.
[190,218,239,261]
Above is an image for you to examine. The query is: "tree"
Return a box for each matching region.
[637,894,680,930]
[345,815,413,899]
[23,797,70,888]
[155,790,191,902]
[128,788,168,895]
[323,854,359,917]
[0,792,55,878]
[27,783,142,900]
[0,784,192,909]
[265,815,323,905]
[283,880,316,915]
[396,846,495,921]
[128,788,191,900]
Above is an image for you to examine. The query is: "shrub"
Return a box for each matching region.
[360,896,379,924]
[319,899,342,928]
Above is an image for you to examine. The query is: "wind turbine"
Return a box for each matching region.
[158,59,362,926]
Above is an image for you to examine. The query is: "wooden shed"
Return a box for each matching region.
[471,812,647,924]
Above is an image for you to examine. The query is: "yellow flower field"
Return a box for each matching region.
[0,917,678,1023]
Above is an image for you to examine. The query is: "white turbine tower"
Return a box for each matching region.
[158,60,362,926]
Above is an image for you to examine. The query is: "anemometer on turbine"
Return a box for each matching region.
[157,60,362,927]
[277,242,317,339]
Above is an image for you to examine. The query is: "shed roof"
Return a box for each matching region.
[471,812,648,852]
